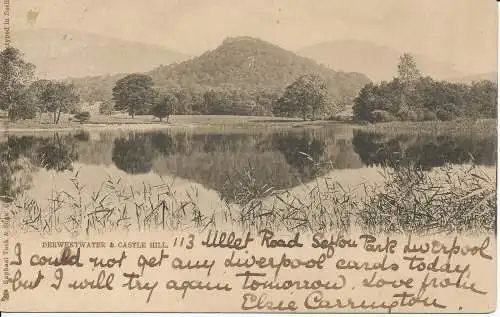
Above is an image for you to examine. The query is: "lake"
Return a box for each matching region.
[1,124,496,234]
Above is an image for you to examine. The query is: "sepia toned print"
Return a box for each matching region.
[0,0,497,313]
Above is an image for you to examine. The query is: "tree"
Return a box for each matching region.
[397,53,421,88]
[172,89,192,114]
[152,94,177,122]
[8,87,37,120]
[0,47,36,119]
[397,53,422,114]
[353,83,378,122]
[203,89,230,114]
[99,100,115,116]
[467,80,497,118]
[436,103,462,121]
[112,74,155,118]
[275,73,329,120]
[30,79,53,120]
[39,82,80,124]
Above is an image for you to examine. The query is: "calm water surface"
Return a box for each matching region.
[0,125,496,207]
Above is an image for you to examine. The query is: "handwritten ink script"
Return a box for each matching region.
[1,230,495,313]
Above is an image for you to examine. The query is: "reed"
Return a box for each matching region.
[7,161,495,236]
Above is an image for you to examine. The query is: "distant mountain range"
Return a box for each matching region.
[12,29,189,79]
[71,36,371,104]
[20,30,493,107]
[448,72,498,84]
[13,30,496,86]
[297,40,496,83]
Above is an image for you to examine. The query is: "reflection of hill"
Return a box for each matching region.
[150,132,362,203]
[352,131,496,170]
[73,128,362,202]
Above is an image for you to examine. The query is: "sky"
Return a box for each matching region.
[2,0,498,73]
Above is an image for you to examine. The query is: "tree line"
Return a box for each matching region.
[109,72,335,121]
[1,46,496,123]
[108,53,498,122]
[353,53,497,122]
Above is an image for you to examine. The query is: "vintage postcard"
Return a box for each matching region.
[0,0,497,313]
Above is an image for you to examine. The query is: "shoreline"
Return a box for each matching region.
[0,115,495,135]
[0,115,357,134]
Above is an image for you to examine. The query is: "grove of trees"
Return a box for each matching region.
[34,80,80,123]
[353,53,497,122]
[109,71,343,121]
[0,47,81,122]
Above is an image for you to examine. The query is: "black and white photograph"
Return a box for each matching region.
[0,0,497,313]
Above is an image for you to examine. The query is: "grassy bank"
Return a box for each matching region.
[7,163,495,236]
[354,118,497,137]
[3,114,494,134]
[1,114,340,132]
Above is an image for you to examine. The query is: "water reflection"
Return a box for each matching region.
[0,128,496,203]
[352,131,496,170]
[0,134,77,201]
[112,135,156,174]
[37,134,78,171]
[273,134,326,179]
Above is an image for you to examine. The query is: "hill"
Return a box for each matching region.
[147,36,369,97]
[298,40,469,82]
[71,37,371,112]
[448,72,498,84]
[13,29,189,79]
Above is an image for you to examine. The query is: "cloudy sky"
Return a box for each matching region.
[3,0,498,73]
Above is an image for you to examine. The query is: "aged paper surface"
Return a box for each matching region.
[0,0,497,313]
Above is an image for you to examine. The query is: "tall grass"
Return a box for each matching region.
[357,164,496,234]
[7,162,495,236]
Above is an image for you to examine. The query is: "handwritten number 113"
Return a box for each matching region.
[172,235,194,249]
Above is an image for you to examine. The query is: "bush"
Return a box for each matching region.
[419,110,438,121]
[99,101,114,116]
[9,104,36,120]
[436,110,455,121]
[152,94,176,122]
[74,111,91,123]
[436,103,463,121]
[398,108,418,121]
[370,110,396,123]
